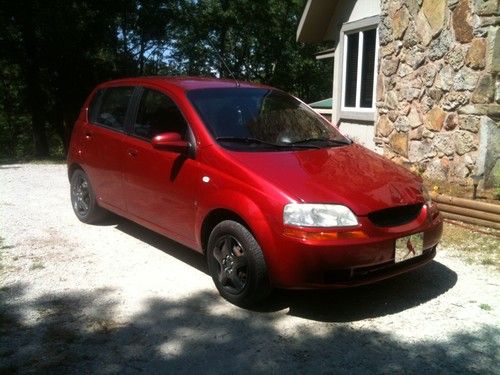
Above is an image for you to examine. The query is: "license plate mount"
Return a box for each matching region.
[395,233,424,263]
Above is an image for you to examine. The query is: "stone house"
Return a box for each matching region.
[297,0,499,187]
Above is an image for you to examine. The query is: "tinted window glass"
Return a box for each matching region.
[344,33,359,108]
[134,89,187,140]
[360,28,376,108]
[94,87,134,130]
[88,90,104,123]
[187,88,349,150]
[343,28,377,109]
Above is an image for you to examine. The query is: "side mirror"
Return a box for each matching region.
[152,132,190,153]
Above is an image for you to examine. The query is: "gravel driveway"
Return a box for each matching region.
[1,163,499,374]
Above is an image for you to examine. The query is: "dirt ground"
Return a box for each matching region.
[1,163,499,374]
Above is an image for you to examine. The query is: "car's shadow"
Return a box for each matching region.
[254,260,457,322]
[111,214,208,274]
[110,215,457,323]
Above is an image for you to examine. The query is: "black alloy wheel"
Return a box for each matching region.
[212,234,249,294]
[207,220,271,307]
[70,169,106,223]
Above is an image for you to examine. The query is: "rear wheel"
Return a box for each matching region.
[70,169,107,223]
[207,220,271,307]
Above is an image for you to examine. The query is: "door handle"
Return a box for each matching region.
[127,149,138,157]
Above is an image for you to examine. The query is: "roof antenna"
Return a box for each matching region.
[207,39,240,87]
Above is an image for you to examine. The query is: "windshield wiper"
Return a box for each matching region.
[288,138,352,147]
[216,137,346,150]
[216,137,323,149]
[216,137,284,148]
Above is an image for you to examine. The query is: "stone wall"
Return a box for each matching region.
[376,0,499,187]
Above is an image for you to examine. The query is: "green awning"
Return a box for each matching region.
[309,98,332,109]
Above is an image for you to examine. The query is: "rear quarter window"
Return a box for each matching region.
[89,87,134,131]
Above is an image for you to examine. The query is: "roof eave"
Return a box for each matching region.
[296,0,339,43]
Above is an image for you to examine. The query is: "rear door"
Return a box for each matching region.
[81,86,135,212]
[122,87,201,245]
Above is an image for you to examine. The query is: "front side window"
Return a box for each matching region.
[133,89,187,140]
[342,27,377,110]
[187,88,350,151]
[90,87,134,130]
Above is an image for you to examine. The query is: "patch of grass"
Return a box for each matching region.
[28,157,66,165]
[481,258,495,266]
[0,238,13,253]
[0,156,65,165]
[480,304,492,311]
[440,223,500,270]
[30,261,45,270]
[426,179,500,203]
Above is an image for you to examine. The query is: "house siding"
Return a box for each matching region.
[328,0,381,149]
[376,0,499,187]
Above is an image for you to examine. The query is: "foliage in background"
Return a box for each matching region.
[0,0,331,159]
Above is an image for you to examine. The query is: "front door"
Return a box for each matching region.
[122,87,200,245]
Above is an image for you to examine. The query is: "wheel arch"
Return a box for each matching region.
[67,162,84,181]
[200,209,250,254]
[198,196,280,287]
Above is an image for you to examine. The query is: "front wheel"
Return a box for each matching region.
[70,169,107,224]
[207,220,271,307]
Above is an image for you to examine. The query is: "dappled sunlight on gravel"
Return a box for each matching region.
[1,164,499,373]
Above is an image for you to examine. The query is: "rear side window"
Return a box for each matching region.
[133,89,187,140]
[89,87,134,131]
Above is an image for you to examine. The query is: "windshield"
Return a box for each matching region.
[186,88,350,151]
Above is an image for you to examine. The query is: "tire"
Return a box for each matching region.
[70,169,107,224]
[207,220,271,307]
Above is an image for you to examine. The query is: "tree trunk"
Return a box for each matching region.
[0,75,19,157]
[19,0,49,157]
[139,39,145,75]
[217,27,228,78]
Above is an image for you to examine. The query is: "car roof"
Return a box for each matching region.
[99,76,272,92]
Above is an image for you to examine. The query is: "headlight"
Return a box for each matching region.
[283,203,358,227]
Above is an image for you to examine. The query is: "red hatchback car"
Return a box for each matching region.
[68,77,443,306]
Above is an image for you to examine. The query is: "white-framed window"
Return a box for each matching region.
[341,27,378,112]
[338,16,380,122]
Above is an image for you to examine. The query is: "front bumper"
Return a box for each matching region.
[266,206,443,289]
[319,246,436,287]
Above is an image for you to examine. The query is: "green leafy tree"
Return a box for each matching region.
[169,0,331,101]
[0,0,331,159]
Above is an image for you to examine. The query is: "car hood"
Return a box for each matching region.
[228,144,424,216]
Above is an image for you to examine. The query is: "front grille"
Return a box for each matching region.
[368,203,423,227]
